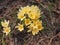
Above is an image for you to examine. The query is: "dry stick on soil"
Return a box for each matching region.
[48,33,59,45]
[36,38,45,45]
[42,41,47,45]
[36,36,50,45]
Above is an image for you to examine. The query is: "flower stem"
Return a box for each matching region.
[2,34,5,45]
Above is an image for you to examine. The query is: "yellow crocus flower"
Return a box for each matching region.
[3,27,11,35]
[17,12,25,20]
[15,24,24,32]
[32,28,39,35]
[37,24,44,31]
[1,20,9,27]
[28,12,36,19]
[28,5,41,19]
[25,19,31,26]
[28,24,39,35]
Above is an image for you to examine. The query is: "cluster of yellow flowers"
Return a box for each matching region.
[16,5,44,35]
[1,20,11,35]
[1,5,44,36]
